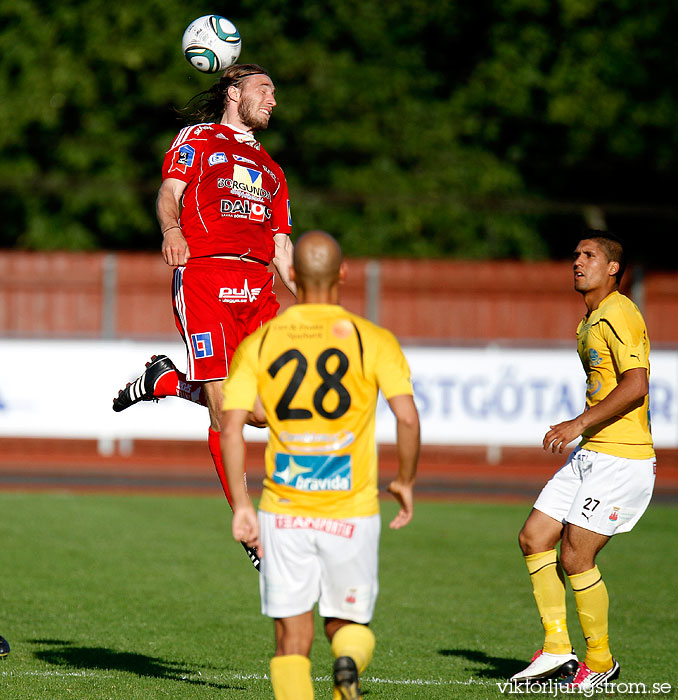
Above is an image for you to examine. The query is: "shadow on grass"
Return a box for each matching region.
[438,648,524,679]
[28,639,243,690]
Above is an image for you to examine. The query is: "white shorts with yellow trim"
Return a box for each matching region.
[534,446,656,536]
[258,510,380,623]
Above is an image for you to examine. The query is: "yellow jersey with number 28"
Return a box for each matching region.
[222,303,414,518]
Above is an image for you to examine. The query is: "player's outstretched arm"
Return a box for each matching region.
[221,408,264,555]
[386,394,420,529]
[157,178,190,267]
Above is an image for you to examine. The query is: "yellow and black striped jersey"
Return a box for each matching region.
[222,303,413,518]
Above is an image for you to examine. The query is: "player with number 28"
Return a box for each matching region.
[220,231,420,700]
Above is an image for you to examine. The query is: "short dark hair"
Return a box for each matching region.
[580,230,626,284]
[182,64,271,124]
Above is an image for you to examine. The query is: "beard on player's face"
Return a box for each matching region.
[238,95,270,132]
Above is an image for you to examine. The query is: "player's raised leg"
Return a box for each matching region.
[112,354,206,411]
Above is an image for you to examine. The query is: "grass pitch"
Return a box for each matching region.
[0,492,675,699]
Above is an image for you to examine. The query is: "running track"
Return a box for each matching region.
[1,439,676,503]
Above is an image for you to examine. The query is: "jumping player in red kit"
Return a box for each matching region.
[112,64,295,568]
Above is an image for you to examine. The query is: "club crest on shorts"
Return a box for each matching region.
[344,588,357,605]
[340,585,372,616]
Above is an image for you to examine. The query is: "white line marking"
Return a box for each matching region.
[1,670,114,678]
[2,668,497,686]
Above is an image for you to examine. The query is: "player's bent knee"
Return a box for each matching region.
[559,539,594,575]
[518,510,563,555]
[559,546,594,576]
[518,527,543,555]
[517,527,530,554]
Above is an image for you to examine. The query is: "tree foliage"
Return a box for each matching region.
[1,0,677,262]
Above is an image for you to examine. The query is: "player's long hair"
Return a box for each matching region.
[181,64,271,124]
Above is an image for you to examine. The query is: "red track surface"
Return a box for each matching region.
[1,439,676,503]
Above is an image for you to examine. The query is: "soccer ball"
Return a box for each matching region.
[182,15,242,74]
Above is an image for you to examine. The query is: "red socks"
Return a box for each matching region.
[154,369,207,407]
[208,428,249,510]
[208,427,233,507]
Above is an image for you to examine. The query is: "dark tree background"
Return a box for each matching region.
[1,0,676,266]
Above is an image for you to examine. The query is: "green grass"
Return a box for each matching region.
[0,492,675,699]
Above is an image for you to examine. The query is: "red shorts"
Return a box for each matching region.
[172,258,279,381]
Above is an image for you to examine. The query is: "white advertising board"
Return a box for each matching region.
[0,340,676,447]
[374,347,678,447]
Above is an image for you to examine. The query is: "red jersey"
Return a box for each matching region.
[162,122,291,263]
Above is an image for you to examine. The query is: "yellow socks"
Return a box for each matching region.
[569,566,612,672]
[270,654,313,700]
[269,626,375,700]
[331,624,375,699]
[331,623,375,673]
[525,550,571,654]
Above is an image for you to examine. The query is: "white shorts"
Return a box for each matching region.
[534,447,656,536]
[258,511,380,623]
